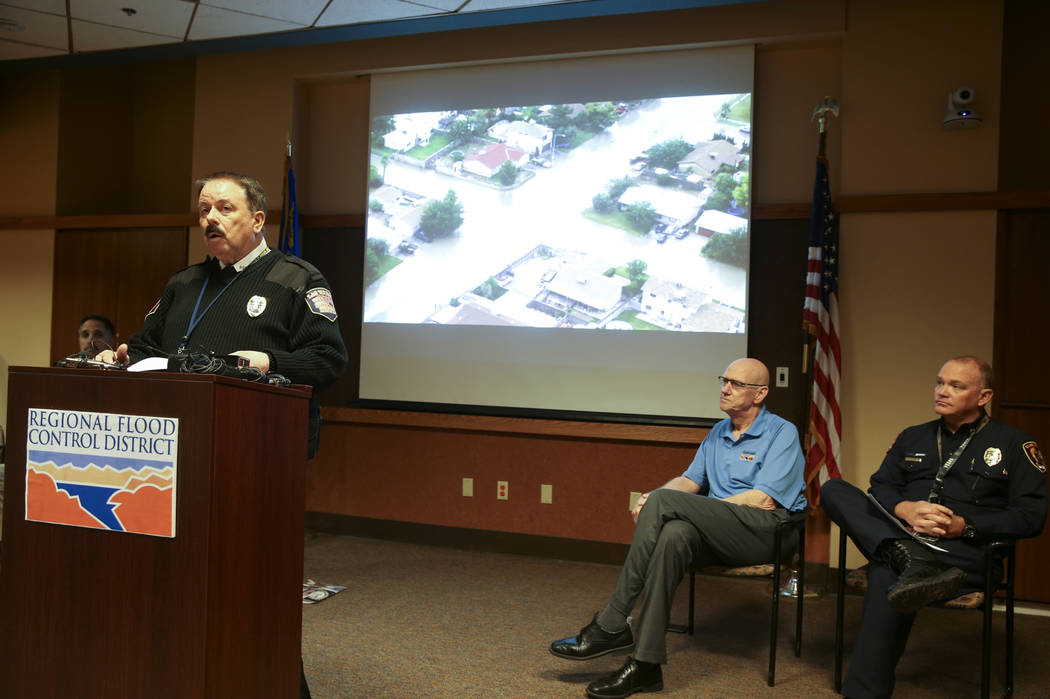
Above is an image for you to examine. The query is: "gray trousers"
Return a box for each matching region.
[606,489,791,664]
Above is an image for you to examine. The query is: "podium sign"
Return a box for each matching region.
[25,408,179,537]
[0,367,311,699]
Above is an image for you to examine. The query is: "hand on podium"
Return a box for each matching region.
[95,343,130,366]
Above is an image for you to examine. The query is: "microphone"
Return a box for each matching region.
[55,351,126,370]
[91,337,115,358]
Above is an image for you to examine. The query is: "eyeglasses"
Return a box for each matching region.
[718,376,767,391]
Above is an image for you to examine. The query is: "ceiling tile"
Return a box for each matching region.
[0,0,66,14]
[72,18,178,53]
[404,0,466,11]
[0,4,67,50]
[188,4,302,41]
[70,0,192,39]
[202,0,330,26]
[461,0,575,10]
[317,0,446,27]
[0,38,65,60]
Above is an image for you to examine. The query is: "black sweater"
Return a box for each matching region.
[127,249,348,391]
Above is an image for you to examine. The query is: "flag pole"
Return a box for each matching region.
[279,136,301,258]
[802,97,838,375]
[783,97,840,600]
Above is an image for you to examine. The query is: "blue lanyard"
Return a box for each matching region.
[181,269,238,351]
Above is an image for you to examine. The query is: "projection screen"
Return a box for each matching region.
[361,45,754,421]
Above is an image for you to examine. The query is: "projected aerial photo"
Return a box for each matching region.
[364,94,750,333]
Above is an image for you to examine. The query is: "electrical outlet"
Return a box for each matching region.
[629,491,642,510]
[462,477,473,497]
[497,480,509,500]
[776,366,789,388]
[540,484,553,504]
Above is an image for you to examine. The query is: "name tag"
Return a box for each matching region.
[904,452,925,463]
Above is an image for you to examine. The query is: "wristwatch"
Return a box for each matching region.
[961,521,977,540]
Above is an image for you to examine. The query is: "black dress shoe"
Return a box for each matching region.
[550,614,634,660]
[880,539,967,613]
[586,657,663,698]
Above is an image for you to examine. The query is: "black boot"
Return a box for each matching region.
[877,539,966,613]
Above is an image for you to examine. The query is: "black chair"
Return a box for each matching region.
[834,529,1015,698]
[669,507,809,686]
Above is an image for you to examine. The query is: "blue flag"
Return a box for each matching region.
[279,149,300,257]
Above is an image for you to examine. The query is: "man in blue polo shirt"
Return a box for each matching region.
[549,358,807,698]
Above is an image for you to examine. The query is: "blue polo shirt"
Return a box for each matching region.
[682,406,807,512]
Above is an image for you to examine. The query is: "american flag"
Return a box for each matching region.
[802,154,842,503]
[279,143,301,257]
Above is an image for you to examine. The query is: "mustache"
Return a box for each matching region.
[206,224,223,236]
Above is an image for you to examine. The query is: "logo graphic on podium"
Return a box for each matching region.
[24,409,179,537]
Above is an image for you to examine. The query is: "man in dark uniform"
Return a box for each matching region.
[98,171,348,456]
[822,355,1047,699]
[98,171,348,698]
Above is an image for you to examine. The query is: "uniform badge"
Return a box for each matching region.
[246,295,267,318]
[305,287,338,322]
[983,447,1002,467]
[1023,441,1046,472]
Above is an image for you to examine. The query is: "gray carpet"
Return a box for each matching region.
[301,533,1050,698]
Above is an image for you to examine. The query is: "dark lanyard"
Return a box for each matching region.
[179,269,238,352]
[928,414,989,504]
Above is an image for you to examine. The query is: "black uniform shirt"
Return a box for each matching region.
[869,413,1047,542]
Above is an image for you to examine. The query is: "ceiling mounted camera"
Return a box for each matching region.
[943,86,982,129]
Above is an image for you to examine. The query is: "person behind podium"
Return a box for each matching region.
[548,358,807,698]
[96,171,348,456]
[77,314,116,356]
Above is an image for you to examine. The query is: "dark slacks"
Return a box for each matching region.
[821,478,987,699]
[606,489,790,664]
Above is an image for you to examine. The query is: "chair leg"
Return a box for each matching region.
[1006,550,1015,696]
[834,528,847,693]
[769,559,780,686]
[795,520,806,658]
[768,521,785,687]
[982,546,995,699]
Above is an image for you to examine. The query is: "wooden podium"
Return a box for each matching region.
[0,366,312,699]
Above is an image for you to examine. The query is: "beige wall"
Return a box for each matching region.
[827,0,1002,567]
[841,0,1002,195]
[0,1,1013,559]
[0,230,54,437]
[834,212,996,567]
[753,40,843,204]
[0,70,60,435]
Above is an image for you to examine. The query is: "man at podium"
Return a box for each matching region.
[95,170,344,698]
[96,171,348,456]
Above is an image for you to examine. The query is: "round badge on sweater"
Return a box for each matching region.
[247,295,268,317]
[983,447,1002,467]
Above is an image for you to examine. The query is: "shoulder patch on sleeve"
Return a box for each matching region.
[305,287,338,322]
[1023,441,1046,472]
[144,298,161,319]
